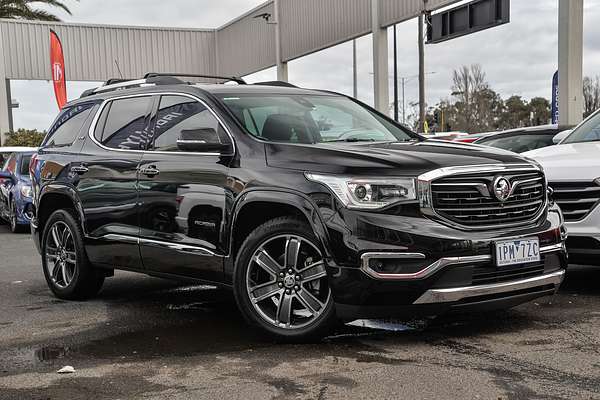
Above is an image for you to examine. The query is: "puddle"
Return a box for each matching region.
[162,285,218,294]
[35,346,70,362]
[166,302,215,311]
[346,319,415,332]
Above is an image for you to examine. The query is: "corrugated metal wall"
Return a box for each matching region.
[0,20,216,81]
[216,2,275,77]
[380,0,461,27]
[280,0,370,62]
[0,0,462,81]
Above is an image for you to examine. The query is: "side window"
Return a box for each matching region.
[45,103,95,148]
[95,97,153,150]
[151,95,227,152]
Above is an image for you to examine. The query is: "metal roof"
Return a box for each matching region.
[0,0,460,82]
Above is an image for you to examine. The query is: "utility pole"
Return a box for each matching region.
[418,11,426,132]
[393,25,399,121]
[353,39,358,99]
[401,77,406,124]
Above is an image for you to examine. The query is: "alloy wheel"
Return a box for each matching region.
[44,221,77,289]
[246,234,330,330]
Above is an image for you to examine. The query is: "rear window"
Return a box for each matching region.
[45,103,96,148]
[94,96,153,150]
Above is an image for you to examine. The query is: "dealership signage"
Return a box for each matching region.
[552,71,559,124]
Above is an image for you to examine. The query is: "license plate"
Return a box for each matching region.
[495,238,540,267]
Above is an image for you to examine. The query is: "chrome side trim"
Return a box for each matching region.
[360,242,565,281]
[87,92,236,157]
[413,270,565,304]
[99,234,220,257]
[418,163,547,231]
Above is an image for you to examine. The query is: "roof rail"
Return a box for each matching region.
[252,81,297,88]
[80,75,186,98]
[144,72,246,85]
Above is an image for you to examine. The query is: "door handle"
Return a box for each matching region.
[139,165,160,177]
[70,165,89,175]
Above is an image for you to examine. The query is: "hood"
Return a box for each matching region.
[524,142,600,182]
[265,139,533,176]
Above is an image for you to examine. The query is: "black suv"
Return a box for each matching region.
[30,74,567,340]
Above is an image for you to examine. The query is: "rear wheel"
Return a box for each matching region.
[41,209,105,300]
[234,217,336,341]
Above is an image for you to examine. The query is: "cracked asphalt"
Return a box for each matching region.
[0,224,599,399]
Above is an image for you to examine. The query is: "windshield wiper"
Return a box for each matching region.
[325,138,376,143]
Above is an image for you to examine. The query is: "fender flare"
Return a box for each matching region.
[37,183,87,234]
[227,188,333,259]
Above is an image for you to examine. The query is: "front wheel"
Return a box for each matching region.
[41,209,105,300]
[9,198,26,233]
[233,217,337,341]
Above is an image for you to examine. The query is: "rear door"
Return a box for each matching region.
[77,95,154,270]
[137,93,234,282]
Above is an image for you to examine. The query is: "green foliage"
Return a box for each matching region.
[4,128,45,147]
[0,0,75,22]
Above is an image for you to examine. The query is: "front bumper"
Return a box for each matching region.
[563,204,600,266]
[323,205,567,319]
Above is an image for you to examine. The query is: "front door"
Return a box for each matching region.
[137,94,233,282]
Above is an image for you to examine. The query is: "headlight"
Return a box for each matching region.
[305,173,416,209]
[20,185,32,198]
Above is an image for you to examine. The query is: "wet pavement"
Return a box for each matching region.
[0,224,599,399]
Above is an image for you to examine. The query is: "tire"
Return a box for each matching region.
[41,209,105,300]
[9,198,26,233]
[233,216,337,341]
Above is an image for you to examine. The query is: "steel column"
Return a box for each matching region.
[558,0,583,126]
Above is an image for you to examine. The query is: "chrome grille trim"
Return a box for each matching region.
[549,181,600,222]
[418,164,547,230]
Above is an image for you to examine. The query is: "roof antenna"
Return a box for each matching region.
[114,60,124,79]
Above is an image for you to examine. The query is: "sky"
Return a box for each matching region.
[10,0,600,130]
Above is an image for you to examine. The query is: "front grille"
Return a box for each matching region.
[431,171,546,228]
[472,262,545,285]
[549,181,600,222]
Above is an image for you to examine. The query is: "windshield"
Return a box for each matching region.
[479,133,555,153]
[218,94,416,144]
[563,110,600,144]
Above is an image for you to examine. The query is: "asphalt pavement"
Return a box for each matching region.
[0,224,599,400]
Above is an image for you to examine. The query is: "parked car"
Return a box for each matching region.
[0,147,37,232]
[474,125,563,153]
[525,112,600,266]
[453,132,495,143]
[30,74,567,340]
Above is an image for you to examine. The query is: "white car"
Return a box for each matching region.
[524,111,600,266]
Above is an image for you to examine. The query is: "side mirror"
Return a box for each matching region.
[176,128,231,153]
[553,129,572,144]
[0,171,11,185]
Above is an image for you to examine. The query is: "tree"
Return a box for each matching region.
[528,97,551,126]
[4,128,45,146]
[583,75,600,118]
[499,96,529,130]
[0,0,74,22]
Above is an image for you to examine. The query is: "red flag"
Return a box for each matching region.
[50,29,67,109]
